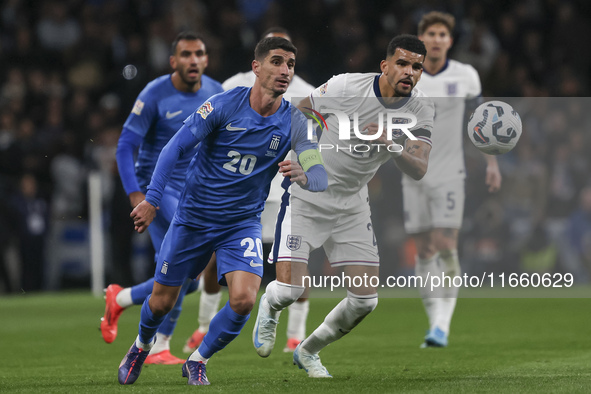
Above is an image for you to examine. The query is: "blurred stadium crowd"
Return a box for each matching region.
[1,0,591,293]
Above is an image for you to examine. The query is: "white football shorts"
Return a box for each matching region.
[402,178,465,234]
[269,197,379,267]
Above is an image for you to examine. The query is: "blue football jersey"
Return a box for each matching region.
[176,87,318,226]
[122,74,223,192]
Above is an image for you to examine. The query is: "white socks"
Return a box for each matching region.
[416,254,440,330]
[436,249,460,334]
[265,280,305,319]
[188,349,209,364]
[135,335,155,351]
[416,250,460,335]
[286,300,309,340]
[301,292,377,354]
[149,332,171,354]
[198,290,222,333]
[116,287,134,308]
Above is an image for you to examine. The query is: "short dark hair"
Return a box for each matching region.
[171,31,206,55]
[254,37,297,60]
[418,11,455,36]
[386,34,427,58]
[261,27,291,41]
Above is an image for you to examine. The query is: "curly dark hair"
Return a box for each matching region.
[254,37,297,60]
[386,34,427,58]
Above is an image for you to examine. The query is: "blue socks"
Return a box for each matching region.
[131,278,155,305]
[135,278,199,339]
[158,279,195,336]
[198,301,250,358]
[138,295,166,345]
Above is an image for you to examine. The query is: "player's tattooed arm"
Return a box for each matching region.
[407,144,420,154]
[394,139,431,180]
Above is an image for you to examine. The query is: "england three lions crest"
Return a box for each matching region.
[286,235,302,251]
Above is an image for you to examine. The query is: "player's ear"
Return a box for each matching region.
[170,55,176,70]
[252,59,260,76]
[380,60,388,75]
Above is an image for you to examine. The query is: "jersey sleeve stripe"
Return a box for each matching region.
[417,136,432,145]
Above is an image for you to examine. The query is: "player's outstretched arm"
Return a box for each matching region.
[394,139,431,180]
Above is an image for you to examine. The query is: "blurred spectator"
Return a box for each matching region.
[520,223,558,274]
[50,133,85,219]
[11,173,50,292]
[500,142,547,241]
[1,68,27,104]
[36,1,81,51]
[0,111,22,188]
[454,4,500,76]
[0,189,14,293]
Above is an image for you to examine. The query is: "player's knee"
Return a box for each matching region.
[149,296,176,317]
[229,292,257,315]
[433,229,458,251]
[348,294,378,318]
[415,242,437,260]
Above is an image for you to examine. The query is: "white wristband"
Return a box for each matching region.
[389,143,404,158]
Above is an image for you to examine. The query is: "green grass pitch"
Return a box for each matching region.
[1,290,590,393]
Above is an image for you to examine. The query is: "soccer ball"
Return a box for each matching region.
[467,101,522,155]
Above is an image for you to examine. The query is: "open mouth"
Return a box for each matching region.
[398,79,413,88]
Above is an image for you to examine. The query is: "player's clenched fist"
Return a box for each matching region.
[278,159,308,188]
[130,200,158,233]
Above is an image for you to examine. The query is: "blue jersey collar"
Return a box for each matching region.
[422,59,449,76]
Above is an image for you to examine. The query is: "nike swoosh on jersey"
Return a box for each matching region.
[250,260,263,268]
[226,123,247,131]
[165,110,183,119]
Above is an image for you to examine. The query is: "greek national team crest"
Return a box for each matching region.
[266,134,282,157]
[286,235,302,251]
[197,101,213,119]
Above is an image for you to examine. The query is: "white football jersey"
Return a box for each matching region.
[222,71,315,242]
[293,72,434,212]
[406,59,481,186]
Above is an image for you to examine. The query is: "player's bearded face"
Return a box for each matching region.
[172,39,208,86]
[258,49,295,96]
[383,48,424,97]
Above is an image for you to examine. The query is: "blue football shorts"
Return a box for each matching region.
[146,184,181,258]
[154,216,264,287]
